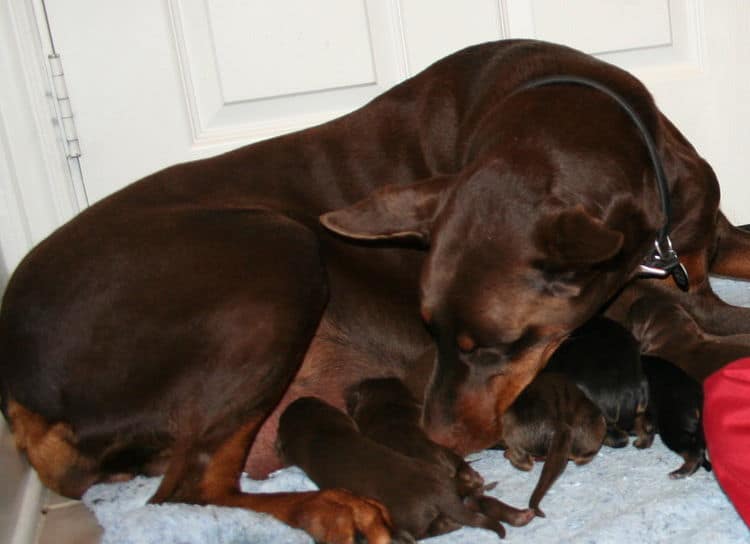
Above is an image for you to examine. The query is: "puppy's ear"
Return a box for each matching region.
[536,205,624,267]
[320,176,454,244]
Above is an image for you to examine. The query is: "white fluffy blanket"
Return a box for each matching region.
[83,278,750,543]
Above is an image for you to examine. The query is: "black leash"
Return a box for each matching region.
[518,75,689,291]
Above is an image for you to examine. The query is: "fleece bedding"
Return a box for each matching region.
[82,277,750,543]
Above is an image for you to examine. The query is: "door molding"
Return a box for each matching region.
[0,0,81,281]
[0,2,76,537]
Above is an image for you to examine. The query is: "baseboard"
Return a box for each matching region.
[10,474,42,544]
[0,419,43,544]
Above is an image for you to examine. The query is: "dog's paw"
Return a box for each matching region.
[287,489,395,544]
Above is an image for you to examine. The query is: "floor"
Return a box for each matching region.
[35,489,101,544]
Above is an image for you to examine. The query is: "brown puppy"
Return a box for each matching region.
[545,316,652,448]
[496,372,606,517]
[347,377,536,529]
[346,377,484,495]
[3,38,750,543]
[277,396,504,540]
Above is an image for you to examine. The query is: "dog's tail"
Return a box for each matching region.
[710,212,750,279]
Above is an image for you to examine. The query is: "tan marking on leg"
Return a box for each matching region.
[200,417,263,500]
[7,399,96,498]
[150,415,393,544]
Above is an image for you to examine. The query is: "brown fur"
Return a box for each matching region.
[2,39,750,542]
[278,396,504,539]
[347,377,536,529]
[7,400,96,498]
[498,373,606,517]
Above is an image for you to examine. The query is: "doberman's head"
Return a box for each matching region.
[321,96,660,454]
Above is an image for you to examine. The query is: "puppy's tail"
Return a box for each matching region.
[528,425,573,517]
[710,212,750,279]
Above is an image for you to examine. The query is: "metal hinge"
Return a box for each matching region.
[47,53,81,159]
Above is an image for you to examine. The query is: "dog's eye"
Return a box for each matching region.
[464,347,506,366]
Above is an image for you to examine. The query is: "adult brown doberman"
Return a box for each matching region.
[2,39,750,542]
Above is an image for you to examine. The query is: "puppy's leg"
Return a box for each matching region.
[632,412,656,449]
[465,495,537,527]
[528,425,573,518]
[668,452,705,479]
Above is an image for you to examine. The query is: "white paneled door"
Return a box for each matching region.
[42,0,750,223]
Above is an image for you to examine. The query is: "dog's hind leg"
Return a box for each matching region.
[710,212,750,279]
[141,217,398,544]
[5,400,98,498]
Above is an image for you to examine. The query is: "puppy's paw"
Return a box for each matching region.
[668,454,703,479]
[465,495,535,527]
[504,447,534,471]
[603,426,630,448]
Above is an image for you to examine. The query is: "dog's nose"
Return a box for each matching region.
[421,397,460,449]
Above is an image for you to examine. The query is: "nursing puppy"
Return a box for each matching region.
[496,372,606,517]
[347,377,536,529]
[545,316,652,448]
[277,397,505,540]
[641,355,711,478]
[346,377,483,495]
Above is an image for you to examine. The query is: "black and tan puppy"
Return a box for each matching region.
[545,316,652,448]
[497,372,606,517]
[277,396,506,540]
[347,377,535,529]
[641,355,711,478]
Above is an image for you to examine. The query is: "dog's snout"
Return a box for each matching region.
[421,397,460,450]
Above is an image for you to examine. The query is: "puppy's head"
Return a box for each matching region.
[345,377,419,421]
[322,156,654,454]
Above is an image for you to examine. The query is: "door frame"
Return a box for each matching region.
[0,0,79,281]
[0,2,68,539]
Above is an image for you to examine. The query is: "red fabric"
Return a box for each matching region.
[704,357,750,527]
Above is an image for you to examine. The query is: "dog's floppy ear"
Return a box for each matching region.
[537,205,624,267]
[320,176,454,243]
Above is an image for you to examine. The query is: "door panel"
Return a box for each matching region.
[43,0,750,223]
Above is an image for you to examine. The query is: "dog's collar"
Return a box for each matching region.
[518,75,689,291]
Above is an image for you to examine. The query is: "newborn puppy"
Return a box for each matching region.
[347,377,535,529]
[498,372,606,517]
[545,316,652,448]
[642,355,711,478]
[278,396,505,539]
[347,377,483,495]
